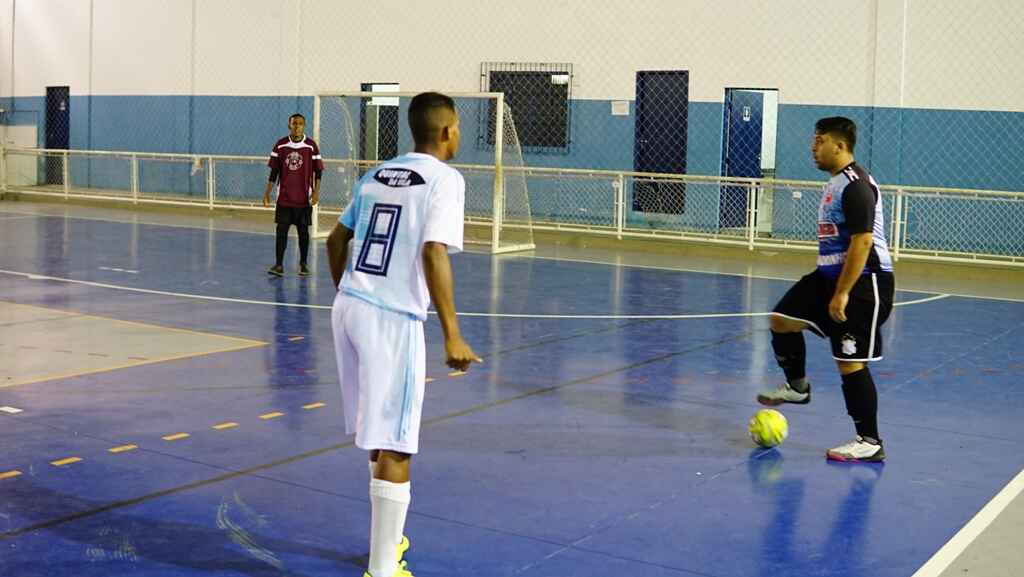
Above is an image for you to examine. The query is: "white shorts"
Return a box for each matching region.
[331,292,426,454]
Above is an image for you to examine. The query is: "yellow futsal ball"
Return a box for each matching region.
[749,409,789,448]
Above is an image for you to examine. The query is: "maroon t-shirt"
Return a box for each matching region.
[268,136,324,207]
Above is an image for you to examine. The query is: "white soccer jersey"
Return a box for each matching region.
[338,152,465,321]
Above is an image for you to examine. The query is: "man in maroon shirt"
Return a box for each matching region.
[263,113,324,276]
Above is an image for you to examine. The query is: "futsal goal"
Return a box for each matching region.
[311,91,535,254]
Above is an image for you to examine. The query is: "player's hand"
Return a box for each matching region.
[445,337,482,373]
[262,192,271,207]
[310,192,320,206]
[829,291,849,323]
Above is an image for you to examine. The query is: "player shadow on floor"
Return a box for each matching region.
[1,479,368,576]
[748,449,883,577]
[266,278,320,431]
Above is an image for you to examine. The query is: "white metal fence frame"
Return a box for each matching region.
[2,146,1023,268]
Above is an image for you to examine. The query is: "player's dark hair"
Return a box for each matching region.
[815,116,857,152]
[408,92,456,145]
[289,113,305,122]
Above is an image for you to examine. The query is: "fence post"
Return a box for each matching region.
[491,95,505,250]
[62,150,70,199]
[207,157,215,210]
[615,173,625,240]
[0,146,7,193]
[131,153,139,204]
[890,189,903,261]
[747,181,756,250]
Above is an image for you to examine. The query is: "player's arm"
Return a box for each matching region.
[263,146,280,207]
[423,242,481,372]
[326,222,353,289]
[311,169,322,206]
[311,141,324,206]
[263,168,279,207]
[829,182,876,322]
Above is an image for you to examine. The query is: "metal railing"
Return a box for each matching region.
[3,146,1023,267]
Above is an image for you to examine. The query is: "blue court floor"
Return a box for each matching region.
[1,205,1022,577]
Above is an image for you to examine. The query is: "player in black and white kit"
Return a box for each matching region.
[757,117,895,463]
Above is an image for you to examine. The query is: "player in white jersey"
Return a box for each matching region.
[326,92,481,577]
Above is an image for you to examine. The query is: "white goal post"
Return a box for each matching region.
[311,91,535,254]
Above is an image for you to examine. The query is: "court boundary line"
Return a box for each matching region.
[0,300,267,389]
[516,254,1024,303]
[0,268,953,320]
[910,469,1024,577]
[3,209,1021,303]
[0,329,752,540]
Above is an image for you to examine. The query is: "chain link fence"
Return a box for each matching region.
[2,1,1023,259]
[5,147,1023,264]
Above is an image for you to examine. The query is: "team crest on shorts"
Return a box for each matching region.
[841,334,857,356]
[286,151,303,171]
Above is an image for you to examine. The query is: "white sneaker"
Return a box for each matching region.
[757,382,811,406]
[826,436,885,462]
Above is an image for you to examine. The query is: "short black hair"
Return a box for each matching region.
[815,116,857,152]
[289,113,305,122]
[408,92,456,145]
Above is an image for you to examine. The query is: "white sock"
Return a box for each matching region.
[394,482,410,546]
[368,478,411,577]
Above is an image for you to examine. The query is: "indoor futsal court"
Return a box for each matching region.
[3,1,1024,576]
[0,202,1021,577]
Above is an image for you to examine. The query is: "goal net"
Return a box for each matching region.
[312,91,535,254]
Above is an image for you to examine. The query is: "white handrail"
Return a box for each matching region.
[6,146,1024,199]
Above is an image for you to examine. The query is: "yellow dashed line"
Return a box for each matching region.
[288,336,304,342]
[51,457,82,467]
[213,422,239,430]
[425,377,436,383]
[0,470,22,480]
[259,412,284,420]
[108,444,138,453]
[162,433,190,441]
[301,402,325,410]
[448,370,467,377]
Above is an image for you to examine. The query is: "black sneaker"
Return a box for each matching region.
[267,265,284,277]
[298,264,310,277]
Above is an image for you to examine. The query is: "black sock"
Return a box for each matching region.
[297,225,310,266]
[771,330,808,392]
[275,223,289,267]
[841,368,880,442]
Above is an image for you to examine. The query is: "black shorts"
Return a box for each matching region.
[275,205,313,227]
[773,270,895,361]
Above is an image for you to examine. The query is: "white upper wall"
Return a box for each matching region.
[7,0,1024,111]
[92,0,192,95]
[12,0,91,97]
[904,1,1024,111]
[300,0,877,104]
[193,0,301,95]
[1,0,12,98]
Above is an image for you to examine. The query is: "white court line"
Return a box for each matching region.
[911,469,1024,577]
[0,208,276,236]
[0,268,950,320]
[895,294,952,307]
[4,210,1021,302]
[520,255,1024,305]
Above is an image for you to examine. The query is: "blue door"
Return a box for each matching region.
[45,86,70,185]
[633,71,688,213]
[720,89,763,228]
